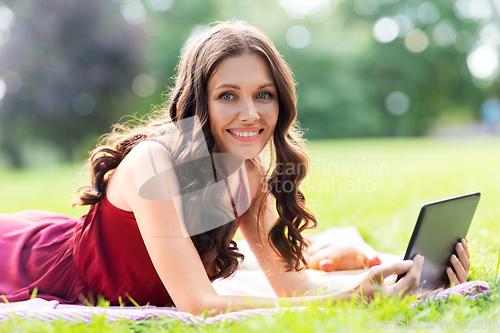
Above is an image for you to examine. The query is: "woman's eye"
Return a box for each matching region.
[220,93,234,101]
[257,92,272,99]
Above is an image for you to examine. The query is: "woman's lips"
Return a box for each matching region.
[226,128,264,142]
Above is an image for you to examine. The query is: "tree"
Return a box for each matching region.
[0,0,145,167]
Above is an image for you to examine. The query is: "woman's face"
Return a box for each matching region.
[207,53,279,160]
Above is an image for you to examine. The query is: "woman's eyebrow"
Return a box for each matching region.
[214,84,240,90]
[214,82,275,90]
[257,83,276,89]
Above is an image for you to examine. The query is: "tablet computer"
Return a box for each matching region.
[396,192,480,290]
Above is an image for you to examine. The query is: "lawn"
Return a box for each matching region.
[1,137,500,332]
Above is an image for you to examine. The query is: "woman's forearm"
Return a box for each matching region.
[304,269,367,295]
[195,290,355,316]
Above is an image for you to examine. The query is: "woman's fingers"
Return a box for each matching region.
[393,255,424,296]
[456,241,470,271]
[450,254,468,283]
[446,267,460,286]
[369,259,415,284]
[357,256,423,299]
[447,239,470,285]
[460,238,470,259]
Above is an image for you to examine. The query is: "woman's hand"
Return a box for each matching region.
[446,238,470,286]
[354,255,424,300]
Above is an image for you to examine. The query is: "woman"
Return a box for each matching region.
[0,21,470,315]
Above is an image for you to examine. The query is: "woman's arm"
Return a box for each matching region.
[115,141,422,315]
[237,165,424,298]
[116,141,319,313]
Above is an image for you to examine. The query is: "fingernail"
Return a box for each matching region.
[457,243,464,251]
[451,255,458,263]
[461,239,467,246]
[403,260,414,269]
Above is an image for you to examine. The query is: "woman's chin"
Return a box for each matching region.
[227,147,263,161]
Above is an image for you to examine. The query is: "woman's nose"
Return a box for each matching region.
[238,99,260,122]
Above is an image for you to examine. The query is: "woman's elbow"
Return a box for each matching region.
[175,294,221,316]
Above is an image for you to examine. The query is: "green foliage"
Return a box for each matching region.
[1,0,498,168]
[0,0,145,167]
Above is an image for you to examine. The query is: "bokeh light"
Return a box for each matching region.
[373,17,399,43]
[467,45,499,79]
[353,0,379,16]
[469,0,493,19]
[0,6,13,47]
[0,76,6,100]
[286,25,310,49]
[385,91,410,115]
[72,93,96,116]
[405,29,429,53]
[120,0,147,25]
[147,0,173,12]
[278,0,331,19]
[417,2,440,24]
[480,23,500,47]
[132,74,156,97]
[0,6,15,31]
[454,0,493,20]
[433,21,456,47]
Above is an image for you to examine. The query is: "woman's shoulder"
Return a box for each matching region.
[128,137,172,163]
[105,138,173,212]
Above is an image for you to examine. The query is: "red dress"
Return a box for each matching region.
[0,139,249,307]
[0,192,173,306]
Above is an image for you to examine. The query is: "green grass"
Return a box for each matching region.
[0,162,89,217]
[1,137,500,332]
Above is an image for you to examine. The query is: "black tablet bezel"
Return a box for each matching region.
[395,192,480,290]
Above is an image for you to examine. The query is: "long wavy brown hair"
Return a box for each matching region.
[74,20,317,280]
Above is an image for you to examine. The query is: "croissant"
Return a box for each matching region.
[307,244,381,272]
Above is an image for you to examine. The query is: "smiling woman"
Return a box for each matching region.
[0,20,471,315]
[207,53,279,159]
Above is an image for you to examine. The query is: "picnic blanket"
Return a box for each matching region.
[0,227,490,323]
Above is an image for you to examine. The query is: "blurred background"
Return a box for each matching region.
[0,0,499,168]
[1,0,500,263]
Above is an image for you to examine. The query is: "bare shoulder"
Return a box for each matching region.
[105,139,220,312]
[106,140,173,212]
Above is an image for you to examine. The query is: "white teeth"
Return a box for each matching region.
[228,130,260,137]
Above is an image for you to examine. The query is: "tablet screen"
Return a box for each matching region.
[396,192,480,290]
